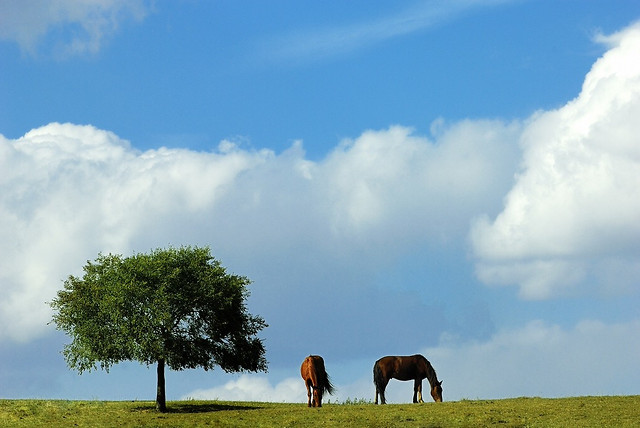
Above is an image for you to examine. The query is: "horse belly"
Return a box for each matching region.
[392,365,419,381]
[393,373,417,381]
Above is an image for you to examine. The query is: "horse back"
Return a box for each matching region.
[376,354,427,381]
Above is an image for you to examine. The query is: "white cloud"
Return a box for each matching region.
[471,22,640,299]
[0,0,150,56]
[321,121,520,243]
[423,318,640,400]
[182,372,380,404]
[182,375,302,403]
[0,119,518,343]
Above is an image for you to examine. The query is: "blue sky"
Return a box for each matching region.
[1,0,639,403]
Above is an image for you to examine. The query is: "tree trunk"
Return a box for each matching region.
[156,358,167,412]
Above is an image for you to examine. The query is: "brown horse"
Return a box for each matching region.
[373,354,443,404]
[300,355,335,407]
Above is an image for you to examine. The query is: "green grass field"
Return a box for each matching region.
[1,396,638,427]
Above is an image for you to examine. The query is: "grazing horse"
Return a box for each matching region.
[373,354,443,404]
[300,355,335,407]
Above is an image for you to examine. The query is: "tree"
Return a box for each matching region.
[50,246,268,412]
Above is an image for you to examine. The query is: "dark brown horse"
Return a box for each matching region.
[300,355,335,407]
[373,354,443,404]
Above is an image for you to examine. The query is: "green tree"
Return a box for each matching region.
[50,246,268,412]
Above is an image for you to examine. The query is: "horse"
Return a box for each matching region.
[300,355,335,407]
[373,354,443,404]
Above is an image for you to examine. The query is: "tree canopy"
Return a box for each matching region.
[50,246,268,412]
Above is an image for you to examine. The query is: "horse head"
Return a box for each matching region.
[430,380,443,402]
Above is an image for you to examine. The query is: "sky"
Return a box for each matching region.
[1,0,639,404]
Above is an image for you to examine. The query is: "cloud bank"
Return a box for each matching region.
[471,22,640,299]
[0,119,519,344]
[181,318,640,402]
[425,318,640,400]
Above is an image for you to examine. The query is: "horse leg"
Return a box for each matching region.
[311,370,320,407]
[375,386,382,405]
[313,386,321,407]
[378,388,386,405]
[377,378,389,405]
[306,380,312,407]
[414,379,424,403]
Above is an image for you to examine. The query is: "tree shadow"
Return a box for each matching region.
[169,402,261,413]
[132,401,262,414]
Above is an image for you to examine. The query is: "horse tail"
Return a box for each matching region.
[321,370,335,396]
[317,358,335,396]
[373,360,384,393]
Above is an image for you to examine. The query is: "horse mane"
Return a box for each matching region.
[418,354,440,388]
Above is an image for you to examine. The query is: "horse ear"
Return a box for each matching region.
[438,380,443,386]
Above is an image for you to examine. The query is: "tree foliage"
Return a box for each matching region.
[50,246,267,411]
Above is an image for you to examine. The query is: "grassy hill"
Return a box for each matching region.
[1,396,639,427]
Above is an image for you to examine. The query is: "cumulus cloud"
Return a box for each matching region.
[0,0,150,56]
[0,119,518,344]
[319,121,520,243]
[471,22,640,299]
[0,123,270,342]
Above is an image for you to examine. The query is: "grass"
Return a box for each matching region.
[0,396,638,427]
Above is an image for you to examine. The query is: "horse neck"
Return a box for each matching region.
[423,361,439,387]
